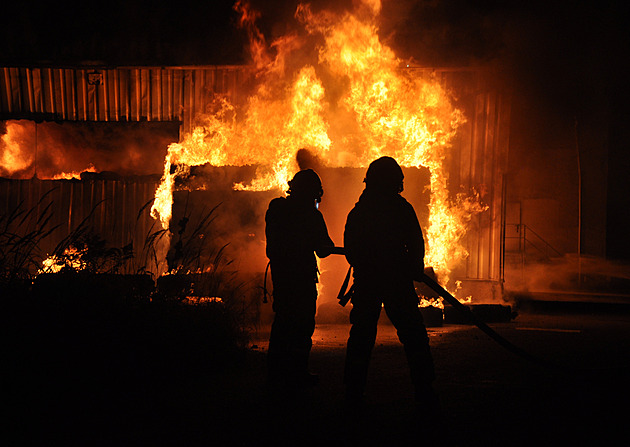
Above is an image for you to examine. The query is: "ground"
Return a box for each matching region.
[7,300,630,446]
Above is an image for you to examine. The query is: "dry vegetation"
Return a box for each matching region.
[4,197,262,431]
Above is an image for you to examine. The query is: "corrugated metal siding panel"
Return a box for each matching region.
[0,65,509,282]
[457,87,510,282]
[412,68,511,283]
[395,68,511,283]
[0,66,254,126]
[0,177,161,276]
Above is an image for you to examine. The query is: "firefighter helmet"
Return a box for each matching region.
[364,156,404,193]
[287,169,324,202]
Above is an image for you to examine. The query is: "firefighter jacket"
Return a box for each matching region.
[265,196,334,283]
[344,190,425,283]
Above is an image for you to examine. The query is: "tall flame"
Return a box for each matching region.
[151,0,483,290]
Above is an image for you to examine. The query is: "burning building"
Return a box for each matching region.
[1,1,515,310]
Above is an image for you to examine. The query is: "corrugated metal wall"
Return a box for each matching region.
[409,68,511,294]
[462,89,510,285]
[0,66,254,133]
[0,177,161,275]
[0,65,510,289]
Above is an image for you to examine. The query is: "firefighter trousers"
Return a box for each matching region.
[344,280,435,398]
[267,280,317,382]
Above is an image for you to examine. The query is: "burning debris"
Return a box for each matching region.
[40,246,89,274]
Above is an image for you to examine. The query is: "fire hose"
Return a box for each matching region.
[417,272,561,371]
[265,247,628,373]
[332,247,564,372]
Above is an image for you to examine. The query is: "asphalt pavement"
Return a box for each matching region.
[9,299,630,446]
[178,302,630,446]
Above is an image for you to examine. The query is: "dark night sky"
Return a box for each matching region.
[1,0,629,258]
[2,0,627,124]
[2,0,626,107]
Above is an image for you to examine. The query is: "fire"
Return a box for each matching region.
[185,296,223,305]
[150,0,485,294]
[39,246,88,274]
[419,298,444,309]
[1,121,34,177]
[51,164,97,180]
[1,120,171,180]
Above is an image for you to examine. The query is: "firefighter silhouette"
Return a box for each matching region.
[265,169,334,387]
[343,156,438,408]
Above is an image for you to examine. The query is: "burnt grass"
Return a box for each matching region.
[4,272,255,445]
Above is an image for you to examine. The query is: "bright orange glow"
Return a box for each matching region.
[148,0,485,296]
[1,120,172,180]
[185,296,224,305]
[1,121,34,176]
[419,297,445,309]
[51,164,97,180]
[39,246,88,274]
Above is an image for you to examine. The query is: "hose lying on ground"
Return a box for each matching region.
[419,273,562,371]
[333,244,561,370]
[266,247,627,374]
[332,248,628,374]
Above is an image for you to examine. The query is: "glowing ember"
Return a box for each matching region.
[149,0,486,294]
[185,296,224,305]
[39,246,88,274]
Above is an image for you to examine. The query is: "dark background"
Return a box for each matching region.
[2,0,628,260]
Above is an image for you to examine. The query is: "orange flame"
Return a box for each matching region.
[51,164,97,180]
[419,297,445,309]
[1,121,34,176]
[39,246,88,274]
[151,0,485,293]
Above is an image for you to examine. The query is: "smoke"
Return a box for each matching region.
[172,165,274,275]
[0,120,178,179]
[171,0,630,282]
[295,148,324,171]
[512,255,630,294]
[379,0,508,68]
[173,159,431,318]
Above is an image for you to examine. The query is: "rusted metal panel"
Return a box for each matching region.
[0,65,254,126]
